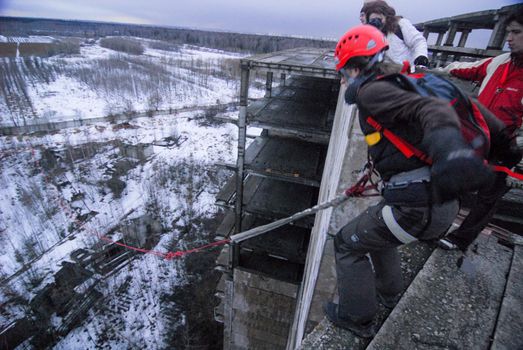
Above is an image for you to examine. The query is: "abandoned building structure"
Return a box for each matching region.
[213,4,523,349]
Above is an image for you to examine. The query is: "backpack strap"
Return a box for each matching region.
[366,116,433,164]
[366,116,523,180]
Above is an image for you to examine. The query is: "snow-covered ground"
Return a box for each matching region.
[0,37,265,349]
[0,37,260,126]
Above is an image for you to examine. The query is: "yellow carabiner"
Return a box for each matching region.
[365,131,382,146]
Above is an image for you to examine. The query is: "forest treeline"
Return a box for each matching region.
[0,16,336,54]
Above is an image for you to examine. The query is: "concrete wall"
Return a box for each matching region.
[226,268,299,349]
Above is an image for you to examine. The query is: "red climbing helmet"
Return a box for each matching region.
[334,24,389,71]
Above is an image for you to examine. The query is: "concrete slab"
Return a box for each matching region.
[300,242,434,350]
[367,233,512,350]
[491,245,523,350]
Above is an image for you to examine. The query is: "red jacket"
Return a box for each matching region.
[445,53,523,135]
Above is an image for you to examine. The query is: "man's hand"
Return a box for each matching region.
[426,127,495,203]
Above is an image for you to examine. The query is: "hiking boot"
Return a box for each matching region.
[438,235,463,251]
[323,302,376,338]
[438,237,459,250]
[377,291,400,309]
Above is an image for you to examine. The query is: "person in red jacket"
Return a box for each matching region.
[438,9,523,251]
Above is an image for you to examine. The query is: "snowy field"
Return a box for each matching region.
[0,37,263,126]
[0,37,264,349]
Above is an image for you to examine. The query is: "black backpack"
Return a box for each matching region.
[368,72,491,161]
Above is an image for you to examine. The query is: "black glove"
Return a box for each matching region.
[490,128,522,168]
[414,56,429,67]
[425,127,495,203]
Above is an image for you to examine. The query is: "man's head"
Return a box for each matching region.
[506,9,523,56]
[335,24,388,73]
[335,25,389,105]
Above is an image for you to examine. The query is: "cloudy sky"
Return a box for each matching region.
[0,0,519,41]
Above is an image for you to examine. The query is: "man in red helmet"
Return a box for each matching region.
[324,24,516,338]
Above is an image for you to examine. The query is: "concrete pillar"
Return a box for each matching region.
[435,32,445,46]
[235,62,250,234]
[458,29,471,47]
[454,28,471,61]
[435,53,444,68]
[265,71,273,98]
[488,14,508,50]
[444,22,458,46]
[423,28,430,40]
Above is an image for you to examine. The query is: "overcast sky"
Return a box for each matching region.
[0,0,520,43]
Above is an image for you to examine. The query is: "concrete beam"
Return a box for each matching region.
[487,14,508,50]
[444,22,458,46]
[235,63,250,234]
[458,29,471,47]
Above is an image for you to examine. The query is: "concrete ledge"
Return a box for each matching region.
[368,233,512,350]
[491,245,523,350]
[300,241,434,349]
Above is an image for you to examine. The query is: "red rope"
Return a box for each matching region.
[344,168,380,198]
[164,239,231,260]
[99,235,230,260]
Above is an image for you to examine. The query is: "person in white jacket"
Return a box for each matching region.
[362,1,429,67]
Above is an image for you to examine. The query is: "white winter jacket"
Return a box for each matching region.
[384,18,428,65]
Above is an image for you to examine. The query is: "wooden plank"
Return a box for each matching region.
[491,245,523,350]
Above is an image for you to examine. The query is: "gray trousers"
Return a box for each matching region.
[334,199,459,323]
[451,172,508,249]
